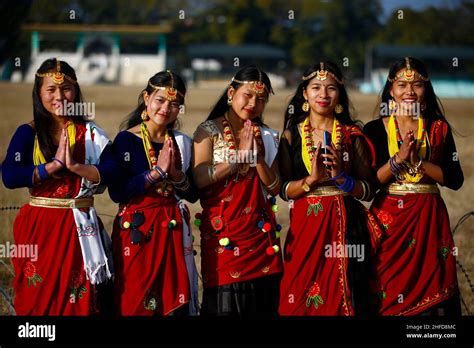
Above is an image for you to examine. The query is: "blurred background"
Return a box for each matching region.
[0,0,473,315]
[2,0,474,94]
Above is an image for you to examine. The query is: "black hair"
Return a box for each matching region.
[120,70,186,131]
[33,58,84,161]
[378,57,446,122]
[206,65,273,126]
[283,60,355,131]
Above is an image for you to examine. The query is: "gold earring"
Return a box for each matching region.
[388,99,397,112]
[141,109,149,121]
[334,104,343,114]
[227,97,233,106]
[302,101,310,112]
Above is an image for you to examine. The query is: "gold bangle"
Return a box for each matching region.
[208,165,217,183]
[169,171,187,185]
[175,179,190,191]
[302,177,311,193]
[266,174,280,191]
[282,181,291,201]
[358,180,368,201]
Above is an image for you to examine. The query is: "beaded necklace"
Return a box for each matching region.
[222,112,264,177]
[140,122,173,196]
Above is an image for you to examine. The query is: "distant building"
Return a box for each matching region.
[185,44,288,88]
[18,23,171,85]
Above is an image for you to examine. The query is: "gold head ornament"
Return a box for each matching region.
[35,59,77,85]
[302,62,344,85]
[231,69,273,96]
[148,70,184,102]
[387,57,430,83]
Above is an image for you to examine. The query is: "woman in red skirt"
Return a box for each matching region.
[363,57,463,315]
[278,61,381,316]
[109,70,199,316]
[2,58,114,315]
[193,66,283,317]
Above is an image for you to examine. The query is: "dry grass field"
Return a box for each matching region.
[0,81,472,315]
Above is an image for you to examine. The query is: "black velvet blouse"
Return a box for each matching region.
[362,117,464,190]
[278,122,376,200]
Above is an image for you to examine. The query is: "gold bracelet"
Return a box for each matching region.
[208,165,217,183]
[358,180,368,201]
[169,171,187,185]
[266,174,280,191]
[282,181,291,201]
[175,179,190,191]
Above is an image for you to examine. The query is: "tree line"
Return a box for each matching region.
[2,0,473,78]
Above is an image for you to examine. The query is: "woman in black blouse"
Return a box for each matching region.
[363,57,464,316]
[278,61,381,316]
[109,71,199,316]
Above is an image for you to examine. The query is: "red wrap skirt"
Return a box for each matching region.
[370,192,459,315]
[279,193,381,316]
[112,193,190,316]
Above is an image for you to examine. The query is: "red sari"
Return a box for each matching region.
[199,167,283,288]
[369,119,461,315]
[12,123,101,315]
[279,125,381,316]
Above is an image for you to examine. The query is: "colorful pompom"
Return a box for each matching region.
[219,238,230,246]
[168,219,177,229]
[266,246,275,255]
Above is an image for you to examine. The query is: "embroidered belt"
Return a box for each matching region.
[383,183,439,195]
[306,185,348,197]
[29,196,94,209]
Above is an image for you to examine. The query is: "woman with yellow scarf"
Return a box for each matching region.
[2,58,115,315]
[363,57,464,315]
[108,71,199,316]
[278,61,381,315]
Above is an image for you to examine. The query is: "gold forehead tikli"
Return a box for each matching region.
[301,62,344,85]
[231,70,272,95]
[148,70,184,101]
[387,57,430,83]
[35,59,77,85]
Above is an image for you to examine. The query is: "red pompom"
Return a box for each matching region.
[266,246,275,255]
[262,222,272,232]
